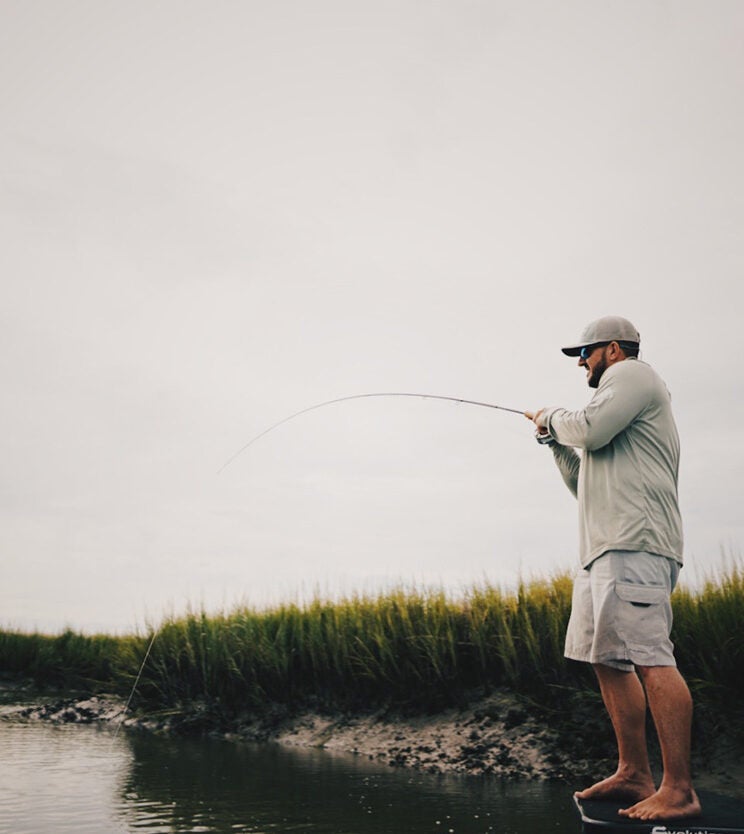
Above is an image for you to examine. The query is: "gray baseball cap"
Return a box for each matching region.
[561,315,641,356]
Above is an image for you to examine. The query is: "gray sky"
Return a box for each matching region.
[2,1,742,633]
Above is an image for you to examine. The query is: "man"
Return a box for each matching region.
[525,315,700,822]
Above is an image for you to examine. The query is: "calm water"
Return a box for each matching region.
[0,714,580,834]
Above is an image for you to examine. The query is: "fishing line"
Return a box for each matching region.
[218,392,526,473]
[109,629,158,752]
[106,395,524,751]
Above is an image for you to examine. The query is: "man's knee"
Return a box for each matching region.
[635,665,691,691]
[592,662,638,689]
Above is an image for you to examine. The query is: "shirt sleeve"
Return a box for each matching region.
[550,442,580,497]
[542,362,654,451]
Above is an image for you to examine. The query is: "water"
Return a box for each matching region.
[0,715,579,834]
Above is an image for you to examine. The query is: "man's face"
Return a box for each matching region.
[579,344,609,388]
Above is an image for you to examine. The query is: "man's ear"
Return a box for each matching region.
[607,341,625,361]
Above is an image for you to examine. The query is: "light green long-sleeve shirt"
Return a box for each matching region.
[542,357,683,568]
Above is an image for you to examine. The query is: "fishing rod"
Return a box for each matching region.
[219,392,526,473]
[109,395,524,744]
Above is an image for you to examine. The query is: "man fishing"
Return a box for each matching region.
[525,315,700,822]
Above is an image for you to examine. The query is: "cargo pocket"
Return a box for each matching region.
[614,582,669,648]
[615,582,667,607]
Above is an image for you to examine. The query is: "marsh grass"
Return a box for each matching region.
[0,629,128,690]
[1,568,741,722]
[132,574,587,714]
[667,566,744,721]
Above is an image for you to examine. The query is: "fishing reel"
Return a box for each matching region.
[535,430,555,446]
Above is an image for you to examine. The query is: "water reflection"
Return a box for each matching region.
[1,716,578,833]
[0,720,130,834]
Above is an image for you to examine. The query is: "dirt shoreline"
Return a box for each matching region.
[2,680,601,780]
[5,681,742,797]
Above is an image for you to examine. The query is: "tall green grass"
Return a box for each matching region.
[0,628,134,690]
[666,567,744,707]
[1,569,741,719]
[133,575,581,713]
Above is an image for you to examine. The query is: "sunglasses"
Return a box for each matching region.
[580,341,639,360]
[579,343,608,360]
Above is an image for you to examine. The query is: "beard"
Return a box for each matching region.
[588,349,608,388]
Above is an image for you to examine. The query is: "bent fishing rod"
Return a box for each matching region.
[219,392,528,473]
[112,395,529,736]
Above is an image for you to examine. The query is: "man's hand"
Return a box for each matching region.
[525,409,554,445]
[524,409,549,434]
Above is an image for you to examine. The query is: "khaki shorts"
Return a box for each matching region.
[564,550,680,671]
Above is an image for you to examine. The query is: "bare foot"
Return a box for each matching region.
[619,786,702,820]
[574,771,655,803]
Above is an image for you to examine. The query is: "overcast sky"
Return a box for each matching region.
[2,1,742,633]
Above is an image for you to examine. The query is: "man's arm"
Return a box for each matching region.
[550,442,580,497]
[538,363,654,451]
[524,411,580,497]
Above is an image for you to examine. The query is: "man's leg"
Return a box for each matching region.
[618,666,701,820]
[574,663,655,801]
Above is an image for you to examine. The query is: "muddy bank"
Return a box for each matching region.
[225,691,587,781]
[6,680,596,780]
[7,682,743,797]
